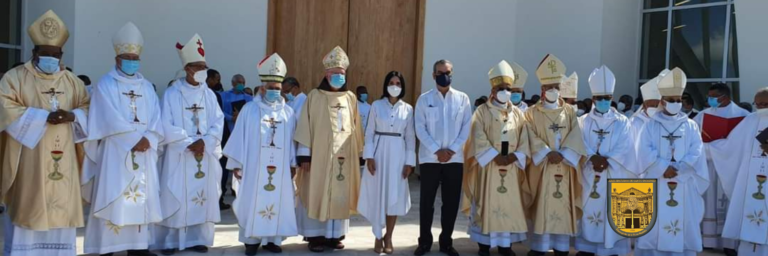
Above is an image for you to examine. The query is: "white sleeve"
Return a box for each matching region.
[6,108,49,149]
[71,108,88,143]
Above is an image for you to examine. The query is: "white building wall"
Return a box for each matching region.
[600,0,642,99]
[734,0,768,101]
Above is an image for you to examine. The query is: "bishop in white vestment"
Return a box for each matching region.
[82,22,163,256]
[575,66,636,256]
[694,83,749,254]
[709,88,768,256]
[635,68,709,256]
[153,34,224,255]
[509,62,529,112]
[224,53,298,256]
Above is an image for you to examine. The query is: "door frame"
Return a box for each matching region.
[265,0,427,100]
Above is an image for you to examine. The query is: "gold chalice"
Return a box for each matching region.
[336,157,346,181]
[753,174,767,200]
[666,181,678,207]
[194,154,206,179]
[497,169,508,194]
[553,174,564,199]
[590,175,601,199]
[49,150,64,180]
[264,165,277,191]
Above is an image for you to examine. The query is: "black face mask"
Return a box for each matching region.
[435,73,452,87]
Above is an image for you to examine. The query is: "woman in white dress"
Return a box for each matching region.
[358,71,416,254]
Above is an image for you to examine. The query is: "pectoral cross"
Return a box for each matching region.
[549,123,565,134]
[331,103,346,132]
[186,104,204,136]
[662,133,682,162]
[719,193,729,208]
[122,90,143,123]
[593,129,610,155]
[42,88,64,111]
[263,117,282,147]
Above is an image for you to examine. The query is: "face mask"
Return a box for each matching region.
[757,108,768,115]
[387,85,402,97]
[545,89,560,103]
[682,108,692,114]
[37,56,61,74]
[665,101,683,115]
[265,89,281,103]
[285,93,295,101]
[119,59,140,75]
[708,97,720,108]
[496,90,512,103]
[435,73,451,87]
[595,100,611,113]
[330,74,345,88]
[646,107,659,117]
[510,92,523,104]
[193,70,208,84]
[359,93,368,102]
[577,109,585,116]
[617,102,626,111]
[235,84,245,92]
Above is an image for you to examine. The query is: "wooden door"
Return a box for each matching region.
[267,0,425,104]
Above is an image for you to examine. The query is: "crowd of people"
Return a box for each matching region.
[3,10,768,256]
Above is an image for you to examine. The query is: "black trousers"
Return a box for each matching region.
[418,163,463,248]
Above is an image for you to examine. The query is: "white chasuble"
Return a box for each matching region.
[575,109,635,255]
[224,95,297,243]
[636,113,708,256]
[155,79,223,249]
[82,69,163,254]
[709,112,768,254]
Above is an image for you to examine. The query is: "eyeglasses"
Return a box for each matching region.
[665,100,683,103]
[436,71,452,76]
[497,88,513,92]
[594,96,612,101]
[754,102,768,108]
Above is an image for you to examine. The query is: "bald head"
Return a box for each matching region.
[755,88,768,110]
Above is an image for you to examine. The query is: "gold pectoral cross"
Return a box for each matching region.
[122,90,143,123]
[186,104,205,136]
[42,88,64,111]
[331,103,347,132]
[549,123,565,134]
[263,117,282,147]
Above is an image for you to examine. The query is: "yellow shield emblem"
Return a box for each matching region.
[607,179,657,238]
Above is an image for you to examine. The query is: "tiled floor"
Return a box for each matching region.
[0,178,726,256]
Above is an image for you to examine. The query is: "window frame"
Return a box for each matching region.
[0,0,24,72]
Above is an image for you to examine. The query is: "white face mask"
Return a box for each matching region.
[646,107,659,117]
[617,102,626,111]
[577,109,585,116]
[387,85,402,98]
[545,89,560,103]
[757,108,768,115]
[665,101,683,115]
[193,69,208,84]
[496,90,512,103]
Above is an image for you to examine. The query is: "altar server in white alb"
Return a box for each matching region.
[153,34,225,255]
[82,22,163,256]
[635,68,708,256]
[224,53,298,256]
[709,88,768,256]
[574,65,636,256]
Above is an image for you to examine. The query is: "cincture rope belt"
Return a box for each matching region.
[375,131,401,137]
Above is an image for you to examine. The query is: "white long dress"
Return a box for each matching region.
[357,99,415,239]
[152,79,224,250]
[224,95,298,245]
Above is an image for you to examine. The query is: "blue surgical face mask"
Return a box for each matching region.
[265,89,281,103]
[235,84,245,92]
[120,59,140,75]
[510,92,523,104]
[708,96,720,108]
[330,74,346,89]
[359,93,368,102]
[37,56,61,74]
[595,99,612,113]
[285,93,295,101]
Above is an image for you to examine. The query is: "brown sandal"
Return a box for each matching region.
[383,237,394,254]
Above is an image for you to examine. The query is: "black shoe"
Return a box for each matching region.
[220,201,232,210]
[414,245,431,256]
[325,239,345,249]
[189,245,209,253]
[554,250,569,256]
[128,249,157,256]
[478,244,490,256]
[498,247,515,256]
[527,250,544,256]
[440,246,460,256]
[245,243,260,256]
[308,241,325,253]
[263,243,283,253]
[100,254,113,256]
[725,248,738,256]
[575,252,594,256]
[161,249,176,255]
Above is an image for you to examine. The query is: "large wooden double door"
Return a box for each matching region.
[266,0,426,104]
